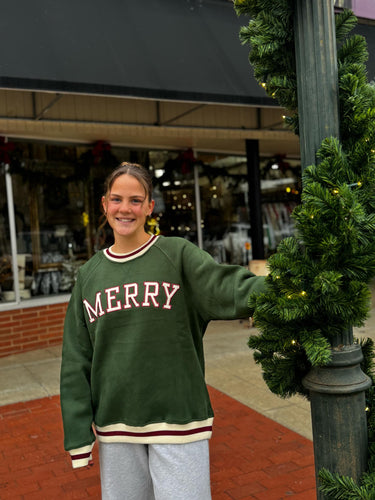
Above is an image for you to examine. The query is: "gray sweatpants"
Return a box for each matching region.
[99,440,212,500]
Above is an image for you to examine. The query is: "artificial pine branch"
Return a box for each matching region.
[335,9,360,44]
[234,3,375,495]
[318,469,375,499]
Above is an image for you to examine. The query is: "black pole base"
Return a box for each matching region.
[303,344,372,499]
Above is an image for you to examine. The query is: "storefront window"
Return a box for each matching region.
[260,155,301,256]
[149,150,197,242]
[150,149,253,264]
[1,140,151,304]
[199,154,252,265]
[1,140,300,305]
[149,150,300,265]
[2,144,87,301]
[0,141,115,303]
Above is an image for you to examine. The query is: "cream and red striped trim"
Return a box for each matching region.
[68,443,94,469]
[95,418,213,444]
[104,235,159,263]
[67,418,213,468]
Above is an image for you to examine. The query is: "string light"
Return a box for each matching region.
[300,291,307,297]
[291,339,297,345]
[347,181,363,188]
[332,188,339,195]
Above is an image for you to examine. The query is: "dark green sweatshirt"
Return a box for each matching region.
[60,235,266,468]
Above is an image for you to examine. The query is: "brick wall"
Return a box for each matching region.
[0,302,68,358]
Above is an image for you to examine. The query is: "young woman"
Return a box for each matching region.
[60,162,266,499]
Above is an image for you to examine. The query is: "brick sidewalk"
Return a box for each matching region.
[0,386,316,499]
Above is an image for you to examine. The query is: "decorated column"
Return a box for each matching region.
[234,0,375,497]
[294,1,371,495]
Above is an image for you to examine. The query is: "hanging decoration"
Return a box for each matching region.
[92,140,113,164]
[179,148,197,174]
[76,140,118,175]
[0,137,14,164]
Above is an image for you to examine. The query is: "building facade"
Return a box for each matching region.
[0,0,374,356]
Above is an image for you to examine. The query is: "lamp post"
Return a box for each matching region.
[293,1,371,497]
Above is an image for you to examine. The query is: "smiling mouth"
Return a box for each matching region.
[116,217,134,222]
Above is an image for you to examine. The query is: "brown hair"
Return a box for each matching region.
[103,162,153,202]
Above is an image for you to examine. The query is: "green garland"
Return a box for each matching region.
[234,1,375,497]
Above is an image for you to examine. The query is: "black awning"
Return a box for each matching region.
[0,0,273,106]
[0,1,374,106]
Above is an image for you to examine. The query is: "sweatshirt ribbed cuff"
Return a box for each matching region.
[68,443,94,469]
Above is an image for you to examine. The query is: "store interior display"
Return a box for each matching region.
[1,141,301,303]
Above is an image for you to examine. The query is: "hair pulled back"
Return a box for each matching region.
[104,162,153,202]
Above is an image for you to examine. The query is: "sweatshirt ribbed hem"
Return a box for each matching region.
[95,418,213,444]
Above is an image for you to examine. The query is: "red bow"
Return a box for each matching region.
[92,140,111,164]
[0,137,14,164]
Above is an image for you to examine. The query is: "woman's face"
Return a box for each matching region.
[102,174,154,245]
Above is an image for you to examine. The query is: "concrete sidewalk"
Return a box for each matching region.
[1,313,374,499]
